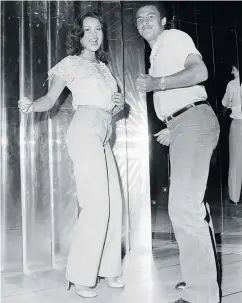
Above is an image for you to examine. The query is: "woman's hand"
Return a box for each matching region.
[18,97,34,114]
[154,128,170,146]
[112,92,125,111]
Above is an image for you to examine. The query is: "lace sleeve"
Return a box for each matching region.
[48,56,76,86]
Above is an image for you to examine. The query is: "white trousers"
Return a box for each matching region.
[228,119,242,203]
[65,106,123,286]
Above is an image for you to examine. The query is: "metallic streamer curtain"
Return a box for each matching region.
[100,1,130,253]
[121,1,151,251]
[1,1,23,272]
[1,0,151,274]
[101,1,151,253]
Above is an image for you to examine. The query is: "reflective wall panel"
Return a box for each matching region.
[100,1,129,252]
[122,1,151,251]
[1,1,22,272]
[47,0,77,270]
[19,0,52,272]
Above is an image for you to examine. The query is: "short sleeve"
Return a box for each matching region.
[48,56,75,86]
[169,30,202,66]
[222,83,232,108]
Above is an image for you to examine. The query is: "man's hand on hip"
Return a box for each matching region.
[154,128,170,146]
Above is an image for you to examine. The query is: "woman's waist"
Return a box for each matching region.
[72,105,113,127]
[73,98,114,111]
[75,104,113,117]
[72,89,114,107]
[67,105,113,141]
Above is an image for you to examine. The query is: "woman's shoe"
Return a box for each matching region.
[67,281,98,298]
[104,277,125,288]
[175,281,186,290]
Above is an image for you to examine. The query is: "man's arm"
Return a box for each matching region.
[136,54,208,93]
[163,54,208,90]
[18,75,66,113]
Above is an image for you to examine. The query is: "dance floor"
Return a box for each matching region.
[2,198,242,303]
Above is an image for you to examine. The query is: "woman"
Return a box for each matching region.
[222,63,242,204]
[18,12,125,298]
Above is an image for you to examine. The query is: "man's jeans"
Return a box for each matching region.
[167,104,220,303]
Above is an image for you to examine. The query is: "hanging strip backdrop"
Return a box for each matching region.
[1,0,151,274]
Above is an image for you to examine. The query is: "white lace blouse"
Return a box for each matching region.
[48,55,118,111]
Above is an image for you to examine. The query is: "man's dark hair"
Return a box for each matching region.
[135,1,168,19]
[231,62,239,70]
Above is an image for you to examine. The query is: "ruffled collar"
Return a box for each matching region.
[75,55,105,67]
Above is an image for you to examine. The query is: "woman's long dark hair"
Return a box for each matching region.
[66,11,107,62]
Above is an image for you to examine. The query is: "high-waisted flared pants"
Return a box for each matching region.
[65,105,122,287]
[228,119,242,203]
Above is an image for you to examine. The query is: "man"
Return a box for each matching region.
[221,63,242,205]
[135,2,220,303]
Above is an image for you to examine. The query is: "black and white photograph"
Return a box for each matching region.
[1,1,242,302]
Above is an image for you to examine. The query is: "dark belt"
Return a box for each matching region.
[164,101,209,124]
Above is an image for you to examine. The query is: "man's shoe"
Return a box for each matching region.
[175,281,186,290]
[229,199,238,205]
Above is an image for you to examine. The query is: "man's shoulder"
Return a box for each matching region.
[226,78,240,91]
[164,29,190,39]
[229,78,239,85]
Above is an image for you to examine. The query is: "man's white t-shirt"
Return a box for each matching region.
[149,29,208,121]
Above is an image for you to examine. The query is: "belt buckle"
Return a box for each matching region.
[165,113,173,124]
